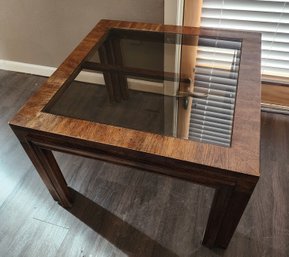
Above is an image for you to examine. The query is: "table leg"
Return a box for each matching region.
[98,39,128,102]
[110,38,129,100]
[202,185,255,248]
[20,140,72,208]
[99,44,116,101]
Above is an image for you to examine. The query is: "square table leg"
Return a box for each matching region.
[11,125,258,249]
[98,38,128,102]
[19,137,72,208]
[202,183,257,248]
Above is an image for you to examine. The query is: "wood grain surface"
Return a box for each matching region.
[8,20,262,249]
[9,19,262,177]
[1,70,288,256]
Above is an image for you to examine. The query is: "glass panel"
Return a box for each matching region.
[44,28,241,147]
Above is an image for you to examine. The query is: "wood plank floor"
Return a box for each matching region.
[0,69,289,257]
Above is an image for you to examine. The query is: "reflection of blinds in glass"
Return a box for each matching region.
[188,38,241,147]
[201,0,289,81]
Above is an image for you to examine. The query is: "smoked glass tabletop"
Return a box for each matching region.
[44,28,242,147]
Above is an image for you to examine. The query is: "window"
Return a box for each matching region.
[201,0,289,83]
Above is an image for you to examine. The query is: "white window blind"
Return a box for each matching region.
[201,0,289,82]
[189,37,241,147]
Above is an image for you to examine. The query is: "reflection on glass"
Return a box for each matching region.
[44,28,241,147]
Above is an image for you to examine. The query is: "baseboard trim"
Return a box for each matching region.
[0,59,164,94]
[0,60,56,77]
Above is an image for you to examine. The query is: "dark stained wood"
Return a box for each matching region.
[203,185,257,248]
[103,40,123,101]
[9,19,261,177]
[98,44,116,101]
[82,61,192,83]
[8,20,262,249]
[109,37,129,100]
[203,186,234,247]
[1,70,289,256]
[214,189,254,248]
[19,139,72,208]
[99,39,128,102]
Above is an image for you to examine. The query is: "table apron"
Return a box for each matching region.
[19,131,258,192]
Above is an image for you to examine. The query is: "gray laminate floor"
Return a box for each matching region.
[0,70,288,257]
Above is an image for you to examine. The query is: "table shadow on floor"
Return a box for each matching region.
[66,188,180,257]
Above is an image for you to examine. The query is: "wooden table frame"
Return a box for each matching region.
[9,20,261,249]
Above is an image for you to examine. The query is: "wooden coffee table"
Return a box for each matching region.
[9,20,261,249]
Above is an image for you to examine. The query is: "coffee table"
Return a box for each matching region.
[9,20,261,249]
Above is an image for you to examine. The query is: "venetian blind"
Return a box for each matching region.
[188,37,241,147]
[201,0,289,82]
